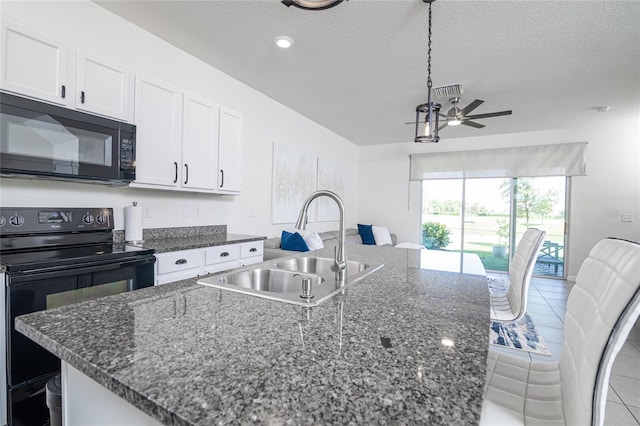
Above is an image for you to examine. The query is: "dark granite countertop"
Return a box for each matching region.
[140,233,266,254]
[16,245,490,425]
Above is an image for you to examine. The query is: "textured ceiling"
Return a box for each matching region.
[95,0,640,146]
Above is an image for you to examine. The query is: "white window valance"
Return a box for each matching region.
[409,142,587,180]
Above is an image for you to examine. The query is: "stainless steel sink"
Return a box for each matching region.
[274,257,370,278]
[198,257,383,307]
[216,268,324,293]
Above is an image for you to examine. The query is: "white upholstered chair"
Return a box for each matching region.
[481,237,640,426]
[490,228,547,323]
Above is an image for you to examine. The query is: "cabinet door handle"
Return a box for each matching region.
[61,85,66,98]
[220,252,229,257]
[184,164,189,185]
[173,162,178,183]
[249,248,257,253]
[175,259,187,265]
[220,170,224,188]
[80,91,85,104]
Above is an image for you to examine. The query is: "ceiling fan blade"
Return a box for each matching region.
[466,110,512,120]
[460,99,484,116]
[462,120,485,129]
[438,122,449,131]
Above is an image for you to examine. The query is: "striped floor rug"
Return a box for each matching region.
[488,278,551,356]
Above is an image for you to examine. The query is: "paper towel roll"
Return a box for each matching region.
[124,202,143,242]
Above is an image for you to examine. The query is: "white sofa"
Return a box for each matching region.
[263,228,398,260]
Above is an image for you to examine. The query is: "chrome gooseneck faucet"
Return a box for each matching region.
[295,190,347,284]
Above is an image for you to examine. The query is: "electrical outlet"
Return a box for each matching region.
[622,214,633,222]
[194,206,201,218]
[183,205,191,218]
[142,205,151,218]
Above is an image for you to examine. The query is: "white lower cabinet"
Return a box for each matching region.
[62,362,162,426]
[154,241,264,286]
[203,244,240,275]
[155,248,203,286]
[240,241,264,266]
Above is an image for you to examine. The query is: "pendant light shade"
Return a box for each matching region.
[414,102,441,143]
[282,0,346,10]
[414,0,440,143]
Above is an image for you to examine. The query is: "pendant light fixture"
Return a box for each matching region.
[414,0,441,143]
[282,0,346,10]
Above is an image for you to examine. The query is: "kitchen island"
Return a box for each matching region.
[16,245,490,425]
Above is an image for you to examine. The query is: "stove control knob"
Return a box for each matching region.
[9,214,24,227]
[96,213,107,224]
[83,212,94,225]
[0,216,5,227]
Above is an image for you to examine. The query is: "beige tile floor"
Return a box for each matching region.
[488,273,640,425]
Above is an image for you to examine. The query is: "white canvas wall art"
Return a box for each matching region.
[316,158,345,222]
[271,142,317,224]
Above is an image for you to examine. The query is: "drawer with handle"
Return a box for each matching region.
[240,241,264,259]
[205,244,241,266]
[156,249,204,275]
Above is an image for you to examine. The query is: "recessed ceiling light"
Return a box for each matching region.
[274,36,294,49]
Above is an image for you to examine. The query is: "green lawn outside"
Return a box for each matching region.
[423,214,565,273]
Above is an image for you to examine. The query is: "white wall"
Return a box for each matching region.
[0,1,359,237]
[359,117,640,279]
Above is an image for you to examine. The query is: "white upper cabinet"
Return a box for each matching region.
[133,76,242,195]
[218,107,243,193]
[1,19,243,195]
[1,21,68,106]
[134,74,182,188]
[1,20,133,122]
[76,50,133,122]
[182,92,219,191]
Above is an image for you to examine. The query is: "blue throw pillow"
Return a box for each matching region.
[357,224,376,245]
[281,231,310,252]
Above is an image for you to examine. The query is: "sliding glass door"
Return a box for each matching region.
[512,176,566,277]
[421,177,567,277]
[465,178,512,272]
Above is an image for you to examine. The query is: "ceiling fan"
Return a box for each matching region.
[438,97,512,130]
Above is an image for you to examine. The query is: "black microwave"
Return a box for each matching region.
[0,92,136,184]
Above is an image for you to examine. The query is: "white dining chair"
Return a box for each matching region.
[490,227,547,323]
[481,237,640,426]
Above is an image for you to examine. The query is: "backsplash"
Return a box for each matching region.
[113,225,227,243]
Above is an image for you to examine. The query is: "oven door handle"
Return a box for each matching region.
[9,256,156,283]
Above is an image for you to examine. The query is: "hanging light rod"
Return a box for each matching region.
[414,0,441,143]
[282,0,347,10]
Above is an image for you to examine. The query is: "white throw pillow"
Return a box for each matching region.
[372,225,393,246]
[296,229,324,250]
